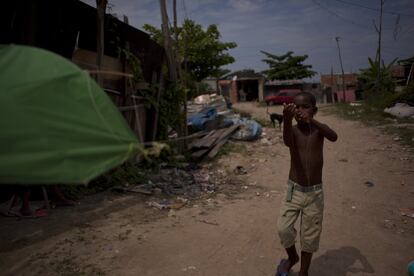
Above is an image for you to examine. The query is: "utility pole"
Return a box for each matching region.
[96,0,107,86]
[172,0,183,84]
[330,66,335,103]
[159,0,177,81]
[172,0,188,142]
[375,0,385,93]
[335,37,346,102]
[160,0,186,151]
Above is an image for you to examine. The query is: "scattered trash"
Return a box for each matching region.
[384,219,396,229]
[384,103,414,118]
[170,197,188,210]
[256,192,261,196]
[234,166,248,175]
[400,208,414,219]
[147,197,188,211]
[147,200,170,210]
[182,265,197,272]
[194,94,211,105]
[187,107,218,131]
[168,210,176,217]
[230,118,262,141]
[260,138,272,146]
[394,137,401,141]
[351,206,356,210]
[112,185,153,195]
[198,219,219,226]
[364,181,374,187]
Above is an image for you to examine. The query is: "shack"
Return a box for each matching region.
[218,70,265,103]
[1,0,165,142]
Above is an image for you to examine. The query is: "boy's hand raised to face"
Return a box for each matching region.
[283,103,296,121]
[295,109,311,123]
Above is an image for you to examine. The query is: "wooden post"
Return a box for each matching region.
[152,72,164,141]
[376,0,384,94]
[172,0,188,143]
[96,0,107,86]
[160,0,187,151]
[159,0,177,81]
[330,66,334,103]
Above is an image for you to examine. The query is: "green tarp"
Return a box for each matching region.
[0,45,141,185]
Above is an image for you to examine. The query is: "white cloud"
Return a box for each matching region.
[228,0,265,12]
[79,0,414,74]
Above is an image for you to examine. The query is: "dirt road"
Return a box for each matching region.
[1,103,413,276]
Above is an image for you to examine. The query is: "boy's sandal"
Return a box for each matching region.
[275,259,289,276]
[11,208,49,218]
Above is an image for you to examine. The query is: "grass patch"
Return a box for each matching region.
[60,162,148,199]
[256,101,268,107]
[232,107,270,127]
[232,107,251,118]
[252,116,270,127]
[324,102,414,149]
[215,141,247,158]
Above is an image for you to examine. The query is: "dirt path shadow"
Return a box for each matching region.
[309,246,375,275]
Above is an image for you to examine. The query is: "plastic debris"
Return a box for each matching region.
[364,181,374,187]
[384,103,414,118]
[234,166,248,175]
[400,208,414,219]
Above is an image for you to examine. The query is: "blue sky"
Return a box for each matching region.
[81,0,414,80]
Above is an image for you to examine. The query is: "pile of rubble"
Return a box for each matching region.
[186,93,262,161]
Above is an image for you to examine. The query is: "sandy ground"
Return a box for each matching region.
[0,102,413,276]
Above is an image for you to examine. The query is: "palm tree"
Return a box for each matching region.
[358,57,397,101]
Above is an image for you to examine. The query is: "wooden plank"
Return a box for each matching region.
[207,137,229,159]
[189,129,216,149]
[191,124,239,161]
[72,49,124,80]
[191,148,209,160]
[191,124,238,150]
[207,125,240,159]
[199,128,226,148]
[215,124,239,143]
[118,104,145,112]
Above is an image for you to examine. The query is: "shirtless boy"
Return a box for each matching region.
[276,92,338,276]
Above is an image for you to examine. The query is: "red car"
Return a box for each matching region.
[265,89,302,105]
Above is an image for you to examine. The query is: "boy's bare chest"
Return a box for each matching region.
[293,128,323,151]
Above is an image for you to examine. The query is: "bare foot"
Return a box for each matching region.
[281,254,300,273]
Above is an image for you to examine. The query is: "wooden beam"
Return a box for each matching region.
[96,0,107,86]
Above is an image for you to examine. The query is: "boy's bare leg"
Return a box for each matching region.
[281,245,300,272]
[299,251,312,276]
[19,189,32,216]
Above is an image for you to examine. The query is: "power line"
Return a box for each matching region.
[311,0,372,30]
[333,0,414,17]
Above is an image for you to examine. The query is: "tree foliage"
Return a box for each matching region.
[143,19,237,82]
[225,69,263,79]
[358,57,397,99]
[260,51,316,80]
